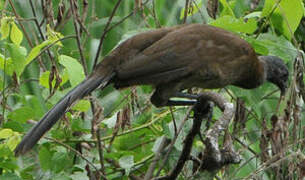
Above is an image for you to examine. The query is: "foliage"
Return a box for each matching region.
[0,0,304,179]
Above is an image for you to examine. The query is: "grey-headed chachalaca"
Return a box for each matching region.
[15,24,289,155]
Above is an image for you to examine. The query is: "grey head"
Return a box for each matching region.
[258,56,289,95]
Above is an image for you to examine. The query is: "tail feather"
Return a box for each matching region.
[14,72,115,155]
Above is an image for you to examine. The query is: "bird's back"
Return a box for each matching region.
[101,24,262,90]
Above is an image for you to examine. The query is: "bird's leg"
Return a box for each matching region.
[151,86,200,107]
[173,92,200,99]
[165,92,200,106]
[166,100,197,106]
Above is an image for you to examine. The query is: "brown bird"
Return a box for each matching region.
[14,23,289,155]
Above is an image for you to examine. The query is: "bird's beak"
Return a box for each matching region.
[279,79,288,97]
[276,82,287,113]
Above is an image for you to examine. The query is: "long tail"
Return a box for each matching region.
[14,71,115,155]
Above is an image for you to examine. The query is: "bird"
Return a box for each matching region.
[14,23,289,155]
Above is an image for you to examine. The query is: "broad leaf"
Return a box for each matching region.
[262,0,304,39]
[7,43,26,76]
[119,155,134,175]
[39,70,69,89]
[7,106,35,123]
[0,56,14,76]
[26,40,51,65]
[257,33,298,62]
[0,129,13,139]
[0,76,3,91]
[46,25,63,47]
[51,152,71,173]
[7,135,19,151]
[0,18,10,40]
[10,22,23,46]
[39,146,52,171]
[244,36,269,55]
[210,16,257,34]
[58,55,85,87]
[71,100,90,112]
[219,0,235,17]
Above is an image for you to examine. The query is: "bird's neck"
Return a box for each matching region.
[255,58,267,86]
[234,57,266,89]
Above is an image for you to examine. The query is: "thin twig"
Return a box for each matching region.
[144,136,169,180]
[96,128,106,179]
[183,0,190,24]
[29,0,56,69]
[255,0,282,38]
[65,109,172,143]
[8,0,33,47]
[98,0,152,52]
[28,35,77,66]
[169,107,177,136]
[93,0,123,68]
[45,137,108,180]
[158,101,213,180]
[69,0,88,75]
[15,17,37,21]
[155,106,193,177]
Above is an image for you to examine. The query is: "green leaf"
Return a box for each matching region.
[233,0,251,18]
[19,165,35,180]
[0,76,3,91]
[69,172,89,180]
[152,136,165,153]
[39,70,69,89]
[10,22,23,46]
[261,0,273,17]
[209,16,257,34]
[162,119,171,138]
[0,56,14,76]
[7,135,19,150]
[39,146,52,171]
[46,25,64,46]
[58,55,85,87]
[0,18,10,40]
[2,121,24,133]
[244,36,269,55]
[219,0,235,17]
[244,11,262,19]
[7,43,26,76]
[0,173,21,180]
[119,155,134,175]
[2,160,18,170]
[51,152,71,173]
[0,144,11,158]
[257,33,298,62]
[26,40,51,65]
[7,107,35,123]
[24,95,45,119]
[0,0,4,11]
[262,0,304,39]
[71,100,90,112]
[71,118,90,132]
[0,129,13,139]
[39,70,52,89]
[102,114,117,128]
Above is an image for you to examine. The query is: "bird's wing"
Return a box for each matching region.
[115,29,204,86]
[114,23,256,87]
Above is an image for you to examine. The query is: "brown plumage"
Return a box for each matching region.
[15,24,289,155]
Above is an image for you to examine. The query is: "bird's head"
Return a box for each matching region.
[259,56,289,95]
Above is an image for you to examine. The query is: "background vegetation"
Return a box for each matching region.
[0,0,304,179]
